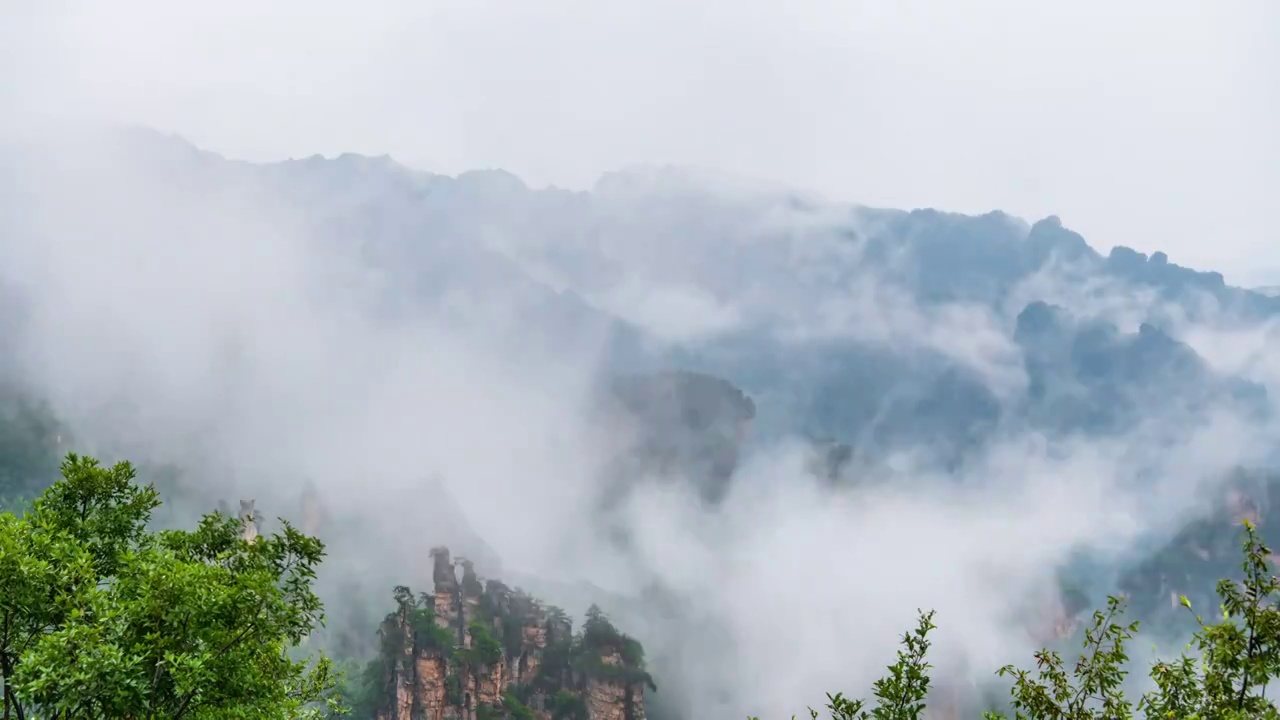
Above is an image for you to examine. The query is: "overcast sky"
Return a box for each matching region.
[5,0,1277,284]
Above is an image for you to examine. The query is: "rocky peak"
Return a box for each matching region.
[1025,215,1095,265]
[370,549,652,720]
[1106,245,1226,292]
[1013,301,1069,342]
[431,546,460,589]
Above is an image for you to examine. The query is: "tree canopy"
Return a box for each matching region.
[0,453,340,719]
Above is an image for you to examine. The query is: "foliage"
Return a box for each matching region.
[461,620,505,668]
[501,690,536,720]
[581,604,624,650]
[532,635,576,696]
[445,672,464,706]
[758,520,1280,719]
[0,452,339,719]
[549,689,588,720]
[621,636,646,667]
[327,658,382,720]
[408,599,456,652]
[353,588,656,719]
[1115,477,1280,636]
[576,604,656,691]
[477,696,536,720]
[574,653,657,692]
[986,596,1137,720]
[748,611,935,720]
[546,605,570,626]
[502,614,526,658]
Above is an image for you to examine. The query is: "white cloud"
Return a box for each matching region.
[1,4,1278,715]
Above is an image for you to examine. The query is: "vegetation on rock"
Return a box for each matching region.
[353,571,654,720]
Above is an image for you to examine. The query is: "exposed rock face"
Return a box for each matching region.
[584,651,645,720]
[373,548,651,720]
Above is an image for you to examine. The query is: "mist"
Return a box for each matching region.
[8,0,1278,280]
[0,128,1270,719]
[3,3,1278,719]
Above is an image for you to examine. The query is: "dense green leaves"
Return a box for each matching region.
[0,453,340,719]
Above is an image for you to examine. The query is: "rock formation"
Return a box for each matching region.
[238,498,260,543]
[371,547,652,720]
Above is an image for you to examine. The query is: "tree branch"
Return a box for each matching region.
[171,601,268,720]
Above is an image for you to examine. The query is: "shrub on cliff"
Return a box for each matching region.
[0,453,339,719]
[762,520,1280,719]
[462,619,506,667]
[577,604,656,690]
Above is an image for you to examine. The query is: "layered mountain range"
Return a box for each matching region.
[9,129,1267,450]
[1,128,1278,717]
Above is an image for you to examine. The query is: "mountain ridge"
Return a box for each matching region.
[3,127,1279,719]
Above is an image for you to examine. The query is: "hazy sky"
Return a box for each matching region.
[6,0,1278,282]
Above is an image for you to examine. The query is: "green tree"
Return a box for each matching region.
[0,453,341,719]
[748,610,936,720]
[762,519,1280,720]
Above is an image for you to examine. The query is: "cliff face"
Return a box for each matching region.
[372,547,652,720]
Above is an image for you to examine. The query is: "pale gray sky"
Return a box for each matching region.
[6,0,1278,282]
